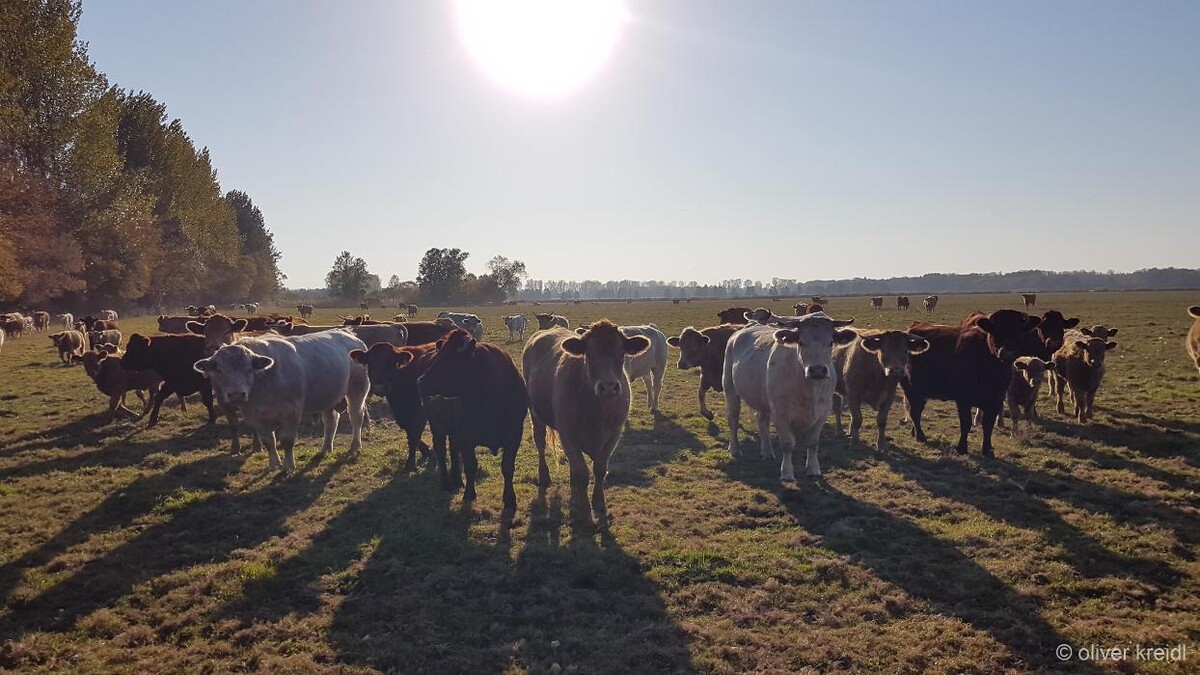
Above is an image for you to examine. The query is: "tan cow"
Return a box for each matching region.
[32,311,50,332]
[1005,357,1053,433]
[1052,330,1117,423]
[832,329,929,451]
[534,313,569,330]
[1187,306,1200,374]
[49,330,86,364]
[523,320,650,525]
[667,324,741,420]
[87,329,122,350]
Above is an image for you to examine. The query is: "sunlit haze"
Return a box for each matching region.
[78,1,1200,288]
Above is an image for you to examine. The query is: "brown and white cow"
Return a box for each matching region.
[32,311,49,332]
[1052,330,1117,423]
[534,313,569,330]
[523,320,650,525]
[1187,306,1200,375]
[667,324,741,420]
[832,329,929,451]
[49,330,86,364]
[1021,293,1037,310]
[869,297,884,310]
[923,295,939,312]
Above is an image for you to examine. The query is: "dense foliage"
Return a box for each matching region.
[0,0,282,310]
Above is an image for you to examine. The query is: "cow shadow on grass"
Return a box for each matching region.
[218,472,693,672]
[1037,414,1200,469]
[608,416,710,489]
[0,449,350,643]
[720,450,1102,673]
[1033,429,1199,496]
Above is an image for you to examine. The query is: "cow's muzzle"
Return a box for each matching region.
[595,381,621,398]
[804,365,830,380]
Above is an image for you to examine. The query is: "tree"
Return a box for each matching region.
[486,255,528,299]
[227,189,284,298]
[325,251,371,301]
[416,248,469,303]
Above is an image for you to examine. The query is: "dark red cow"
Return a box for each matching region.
[415,329,529,510]
[717,307,751,324]
[902,309,1041,457]
[964,309,1080,360]
[120,333,218,428]
[402,320,455,346]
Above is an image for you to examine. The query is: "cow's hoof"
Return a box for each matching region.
[779,476,797,484]
[982,448,995,459]
[955,445,969,456]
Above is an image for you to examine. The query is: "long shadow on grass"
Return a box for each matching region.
[1038,415,1200,470]
[0,450,349,641]
[608,416,709,488]
[1035,431,1199,497]
[721,453,1100,673]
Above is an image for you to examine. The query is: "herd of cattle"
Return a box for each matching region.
[3,298,1200,525]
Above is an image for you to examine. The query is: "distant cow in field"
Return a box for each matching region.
[2,316,25,338]
[79,347,165,420]
[32,311,49,332]
[99,309,118,321]
[1187,307,1200,374]
[407,304,419,317]
[534,313,569,330]
[243,303,259,315]
[49,330,86,364]
[120,333,219,428]
[1081,325,1119,340]
[672,299,680,305]
[578,323,669,413]
[503,314,527,341]
[811,296,828,305]
[414,329,529,509]
[158,315,201,334]
[1005,357,1053,433]
[902,309,1038,456]
[897,296,910,310]
[359,302,369,311]
[524,320,650,525]
[870,297,884,310]
[296,304,314,318]
[723,313,856,480]
[717,307,752,324]
[1052,330,1117,423]
[832,329,929,451]
[437,312,485,340]
[923,295,939,312]
[791,302,823,315]
[1022,293,1037,310]
[56,313,73,329]
[668,323,742,420]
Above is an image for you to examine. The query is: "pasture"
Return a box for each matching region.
[0,292,1197,673]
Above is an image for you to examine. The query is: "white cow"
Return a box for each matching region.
[99,309,118,321]
[193,330,369,472]
[57,313,74,329]
[344,322,408,348]
[503,314,526,341]
[578,323,669,413]
[244,303,259,315]
[437,312,484,340]
[723,313,856,481]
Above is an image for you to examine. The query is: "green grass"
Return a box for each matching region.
[0,292,1197,672]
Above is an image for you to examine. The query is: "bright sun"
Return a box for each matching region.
[453,0,629,100]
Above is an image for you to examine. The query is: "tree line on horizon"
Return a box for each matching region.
[0,0,283,312]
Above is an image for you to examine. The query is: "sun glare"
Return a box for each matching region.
[453,0,629,100]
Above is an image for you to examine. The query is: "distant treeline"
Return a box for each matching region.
[518,268,1200,301]
[0,0,283,312]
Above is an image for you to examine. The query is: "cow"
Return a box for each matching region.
[1004,357,1053,433]
[671,299,680,305]
[0,326,4,353]
[186,305,202,316]
[869,296,884,310]
[964,309,1079,362]
[437,312,485,340]
[296,304,314,319]
[194,330,369,472]
[811,296,828,305]
[503,314,527,341]
[578,323,669,413]
[717,307,752,325]
[414,329,529,509]
[923,295,939,312]
[407,304,419,317]
[243,303,259,315]
[390,314,408,323]
[1187,306,1200,375]
[1052,330,1117,423]
[1021,293,1037,310]
[80,316,118,332]
[158,315,201,334]
[339,314,376,325]
[724,314,857,480]
[120,333,219,428]
[359,302,369,311]
[1081,325,1119,340]
[49,330,86,364]
[22,316,33,334]
[792,302,823,315]
[32,311,49,332]
[56,313,73,329]
[99,309,118,321]
[399,321,455,346]
[897,296,910,310]
[350,342,443,475]
[2,315,24,339]
[901,309,1040,456]
[832,329,929,452]
[79,347,164,420]
[667,324,741,420]
[87,329,122,350]
[524,320,651,525]
[533,313,569,330]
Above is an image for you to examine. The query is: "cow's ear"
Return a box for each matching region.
[906,335,930,354]
[1014,360,1028,371]
[575,327,586,335]
[667,336,681,347]
[834,328,858,345]
[976,317,995,335]
[1041,359,1054,368]
[1105,341,1118,351]
[774,329,800,344]
[1075,340,1087,350]
[1079,327,1094,337]
[1107,328,1118,336]
[859,335,881,352]
[349,349,366,364]
[562,337,587,356]
[233,319,248,332]
[193,358,214,375]
[624,335,651,356]
[1024,315,1042,329]
[394,351,414,368]
[251,355,275,371]
[1063,317,1080,329]
[185,321,205,335]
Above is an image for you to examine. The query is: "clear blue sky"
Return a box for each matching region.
[79,1,1199,289]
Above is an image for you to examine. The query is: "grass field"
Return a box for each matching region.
[0,292,1197,673]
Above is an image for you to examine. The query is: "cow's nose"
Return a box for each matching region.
[596,381,620,398]
[804,365,829,380]
[226,391,248,403]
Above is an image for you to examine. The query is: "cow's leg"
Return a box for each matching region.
[874,394,892,452]
[531,414,551,488]
[776,422,797,482]
[563,443,592,521]
[724,388,743,457]
[954,400,972,455]
[1008,396,1021,436]
[907,394,928,443]
[278,434,298,473]
[756,409,773,460]
[433,430,454,489]
[651,365,665,413]
[591,449,612,527]
[146,384,175,428]
[459,439,478,503]
[177,394,188,412]
[980,404,997,458]
[698,383,714,420]
[803,425,823,477]
[832,392,845,436]
[200,386,216,424]
[500,445,517,510]
[849,395,864,446]
[320,409,339,454]
[261,431,283,471]
[402,423,425,473]
[346,395,366,454]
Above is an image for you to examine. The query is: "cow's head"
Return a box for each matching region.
[1076,337,1117,368]
[745,308,774,324]
[534,313,556,329]
[561,319,649,399]
[188,314,248,356]
[1080,325,1119,340]
[772,313,856,379]
[667,327,708,370]
[1033,310,1081,354]
[193,344,274,405]
[858,330,930,379]
[79,349,109,380]
[1013,357,1052,390]
[417,329,478,399]
[120,334,153,371]
[349,342,414,397]
[973,309,1039,362]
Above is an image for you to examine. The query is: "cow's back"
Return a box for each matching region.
[621,325,668,380]
[460,344,529,449]
[523,329,571,430]
[150,334,209,395]
[723,325,776,411]
[288,330,367,412]
[346,323,407,348]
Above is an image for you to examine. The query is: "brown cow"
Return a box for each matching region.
[1080,325,1119,340]
[158,315,201,334]
[869,296,884,309]
[1187,307,1200,375]
[120,333,219,428]
[897,296,910,310]
[717,307,752,324]
[923,295,939,312]
[79,347,164,419]
[1053,330,1117,423]
[87,329,122,350]
[524,320,650,525]
[832,329,929,451]
[667,324,741,420]
[350,342,444,475]
[49,330,86,364]
[33,311,50,332]
[1005,357,1053,433]
[1022,293,1037,310]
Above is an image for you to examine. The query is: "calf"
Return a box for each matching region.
[667,324,741,420]
[1005,357,1053,433]
[923,295,939,312]
[524,320,650,525]
[534,312,569,330]
[1052,330,1117,423]
[503,314,527,341]
[724,314,857,480]
[717,307,751,325]
[1022,293,1037,310]
[438,311,485,340]
[897,296,910,310]
[79,348,164,420]
[87,329,122,350]
[832,329,929,451]
[49,330,86,364]
[33,311,49,332]
[1081,325,1119,340]
[120,333,218,428]
[56,313,73,329]
[580,323,669,413]
[870,296,884,310]
[1188,307,1200,375]
[902,309,1038,456]
[415,329,529,509]
[195,331,369,472]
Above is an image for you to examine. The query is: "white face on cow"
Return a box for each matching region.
[773,315,856,380]
[194,344,274,405]
[1014,357,1051,388]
